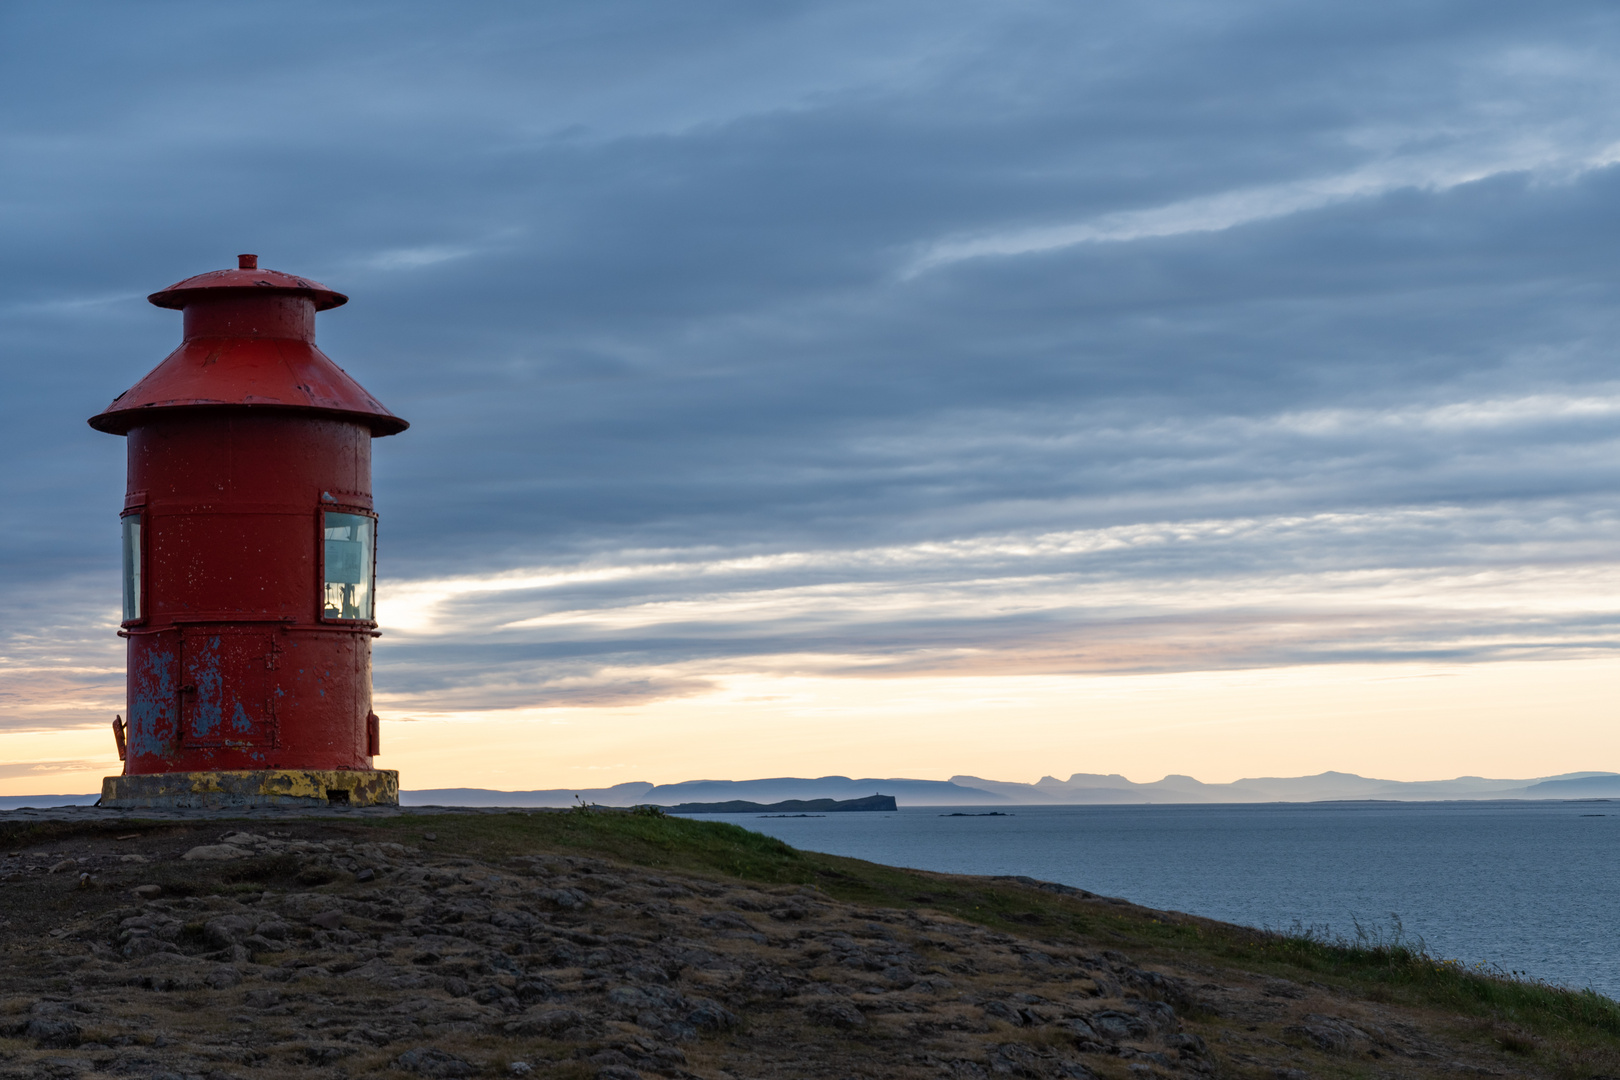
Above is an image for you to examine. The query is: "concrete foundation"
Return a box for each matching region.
[100,769,398,809]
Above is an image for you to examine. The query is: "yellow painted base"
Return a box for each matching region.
[101,769,398,809]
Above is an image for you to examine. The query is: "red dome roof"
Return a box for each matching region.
[147,254,348,311]
[89,256,405,437]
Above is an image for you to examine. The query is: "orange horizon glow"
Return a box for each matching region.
[3,656,1613,798]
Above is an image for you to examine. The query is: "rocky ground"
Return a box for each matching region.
[0,814,1592,1079]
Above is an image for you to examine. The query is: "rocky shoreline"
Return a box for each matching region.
[0,810,1589,1078]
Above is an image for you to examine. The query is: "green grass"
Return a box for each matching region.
[377,805,819,883]
[1223,923,1620,1038]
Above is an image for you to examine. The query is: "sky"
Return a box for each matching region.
[3,1,1619,795]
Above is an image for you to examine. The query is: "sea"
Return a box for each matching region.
[677,800,1620,998]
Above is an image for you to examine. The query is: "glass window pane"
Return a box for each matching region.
[121,515,141,622]
[323,512,375,621]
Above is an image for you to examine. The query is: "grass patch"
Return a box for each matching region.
[380,806,815,884]
[0,819,199,851]
[1215,921,1620,1037]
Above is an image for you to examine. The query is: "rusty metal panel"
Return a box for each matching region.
[128,628,181,766]
[179,626,281,749]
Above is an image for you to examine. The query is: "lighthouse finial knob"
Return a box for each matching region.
[238,253,258,270]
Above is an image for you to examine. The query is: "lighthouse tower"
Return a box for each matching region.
[91,255,406,808]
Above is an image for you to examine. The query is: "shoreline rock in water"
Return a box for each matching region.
[0,810,1595,1078]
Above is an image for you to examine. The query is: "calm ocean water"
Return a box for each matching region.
[679,801,1620,998]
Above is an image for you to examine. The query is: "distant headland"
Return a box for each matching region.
[7,770,1618,810]
[395,769,1620,808]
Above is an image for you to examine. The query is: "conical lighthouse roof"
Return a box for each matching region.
[89,256,407,437]
[146,263,349,311]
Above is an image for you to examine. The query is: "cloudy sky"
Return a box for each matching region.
[4,1,1620,794]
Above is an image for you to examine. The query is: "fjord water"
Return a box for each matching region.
[690,801,1620,998]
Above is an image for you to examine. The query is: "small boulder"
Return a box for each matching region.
[882,965,916,989]
[204,915,255,948]
[182,844,249,861]
[1167,1032,1209,1059]
[26,1017,82,1049]
[1284,1014,1371,1055]
[684,999,738,1032]
[984,1000,1030,1027]
[504,1007,586,1037]
[698,912,751,931]
[1087,1010,1151,1041]
[1061,1017,1101,1042]
[607,986,651,1011]
[514,979,553,1004]
[206,966,243,990]
[1135,999,1179,1033]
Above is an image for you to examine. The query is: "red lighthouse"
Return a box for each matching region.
[92,255,406,808]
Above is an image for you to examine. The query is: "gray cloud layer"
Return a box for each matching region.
[4,1,1620,725]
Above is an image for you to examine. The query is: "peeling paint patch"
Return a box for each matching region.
[129,639,178,761]
[189,634,224,738]
[180,627,280,749]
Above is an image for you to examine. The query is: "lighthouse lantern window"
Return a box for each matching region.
[323,512,375,621]
[120,513,142,623]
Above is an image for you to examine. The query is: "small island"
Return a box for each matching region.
[660,793,897,814]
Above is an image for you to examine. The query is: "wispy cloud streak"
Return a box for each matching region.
[908,140,1620,272]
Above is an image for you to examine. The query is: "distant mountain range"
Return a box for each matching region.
[8,770,1620,811]
[396,770,1620,808]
